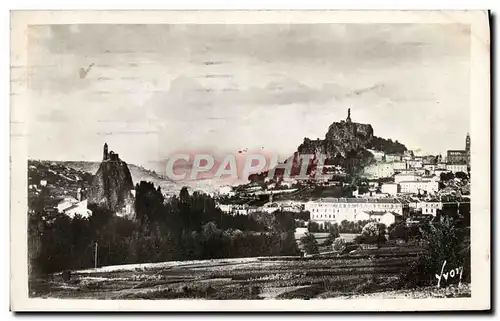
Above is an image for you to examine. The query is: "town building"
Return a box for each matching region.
[399,180,439,195]
[381,183,399,196]
[305,197,407,228]
[423,164,436,173]
[218,185,235,197]
[447,133,471,165]
[407,160,423,169]
[394,172,422,183]
[385,154,403,162]
[57,197,92,218]
[393,161,407,171]
[446,163,468,174]
[363,162,394,179]
[417,200,443,216]
[367,149,385,161]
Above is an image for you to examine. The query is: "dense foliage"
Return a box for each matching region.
[28,182,299,274]
[354,222,387,246]
[367,136,407,155]
[299,233,320,255]
[399,216,470,287]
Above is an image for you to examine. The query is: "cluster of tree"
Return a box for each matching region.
[299,233,319,255]
[307,220,378,235]
[367,136,407,155]
[28,182,300,275]
[440,171,469,182]
[387,222,422,242]
[399,216,470,287]
[353,222,387,247]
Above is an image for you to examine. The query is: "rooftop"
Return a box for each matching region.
[311,197,402,204]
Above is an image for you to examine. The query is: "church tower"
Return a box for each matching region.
[103,143,109,160]
[465,133,470,152]
[346,108,352,123]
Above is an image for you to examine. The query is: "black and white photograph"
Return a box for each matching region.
[10,10,490,311]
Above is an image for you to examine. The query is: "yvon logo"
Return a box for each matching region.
[435,260,464,288]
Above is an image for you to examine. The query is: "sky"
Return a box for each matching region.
[20,23,471,168]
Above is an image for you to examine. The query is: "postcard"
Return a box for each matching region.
[10,10,490,311]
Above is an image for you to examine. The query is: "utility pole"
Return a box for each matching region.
[94,242,98,269]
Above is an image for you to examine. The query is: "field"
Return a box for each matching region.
[28,244,470,300]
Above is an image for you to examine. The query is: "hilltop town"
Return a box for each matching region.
[214,109,471,234]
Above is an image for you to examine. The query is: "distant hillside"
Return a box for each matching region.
[61,161,183,196]
[28,160,94,212]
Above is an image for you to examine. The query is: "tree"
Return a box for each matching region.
[323,225,340,246]
[355,222,386,247]
[399,216,470,287]
[440,172,455,181]
[388,223,409,241]
[332,237,347,252]
[455,171,468,180]
[307,221,320,233]
[300,233,319,255]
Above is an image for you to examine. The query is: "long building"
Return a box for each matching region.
[305,197,408,227]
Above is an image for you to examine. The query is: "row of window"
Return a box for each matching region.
[308,203,400,209]
[312,214,336,219]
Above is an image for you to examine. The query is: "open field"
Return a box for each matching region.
[29,245,470,300]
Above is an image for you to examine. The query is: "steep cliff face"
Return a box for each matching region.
[298,121,375,159]
[88,158,135,218]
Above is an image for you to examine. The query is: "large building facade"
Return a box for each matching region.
[305,197,407,227]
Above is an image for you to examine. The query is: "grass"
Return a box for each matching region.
[29,244,468,300]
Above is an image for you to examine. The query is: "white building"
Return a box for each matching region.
[305,198,405,227]
[40,179,47,187]
[437,163,448,170]
[61,199,92,218]
[417,200,443,216]
[259,202,280,213]
[217,204,234,213]
[57,197,79,213]
[393,161,407,171]
[394,172,422,183]
[446,163,468,174]
[216,203,250,215]
[218,185,236,196]
[399,180,439,195]
[423,164,436,172]
[381,183,399,196]
[407,160,423,169]
[367,149,385,161]
[363,162,394,179]
[386,154,403,162]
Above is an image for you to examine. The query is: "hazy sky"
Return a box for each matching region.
[22,23,471,167]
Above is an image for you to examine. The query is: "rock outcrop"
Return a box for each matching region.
[250,109,408,181]
[88,144,135,218]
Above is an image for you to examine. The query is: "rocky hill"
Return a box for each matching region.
[87,156,135,218]
[251,109,407,181]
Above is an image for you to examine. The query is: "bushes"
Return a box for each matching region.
[399,216,470,288]
[322,227,340,246]
[300,233,319,255]
[332,237,347,252]
[354,222,386,247]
